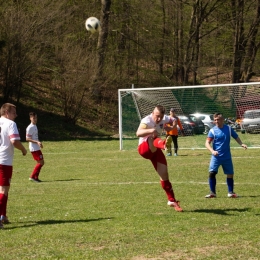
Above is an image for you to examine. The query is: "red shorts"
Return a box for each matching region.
[138,140,167,170]
[31,150,44,161]
[0,165,13,186]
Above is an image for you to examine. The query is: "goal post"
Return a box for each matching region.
[118,82,260,150]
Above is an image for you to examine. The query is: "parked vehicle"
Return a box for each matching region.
[177,122,193,136]
[178,115,204,135]
[224,118,241,131]
[189,113,215,134]
[240,109,260,134]
[236,95,260,119]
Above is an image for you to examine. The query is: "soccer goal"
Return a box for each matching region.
[118,82,260,150]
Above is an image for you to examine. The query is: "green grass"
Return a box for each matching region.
[1,139,260,259]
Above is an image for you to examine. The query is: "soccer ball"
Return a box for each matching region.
[85,17,101,33]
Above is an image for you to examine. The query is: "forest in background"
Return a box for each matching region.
[1,0,260,138]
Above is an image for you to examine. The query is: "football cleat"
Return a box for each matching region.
[167,201,183,212]
[228,192,239,198]
[29,178,41,183]
[205,193,217,198]
[1,216,10,224]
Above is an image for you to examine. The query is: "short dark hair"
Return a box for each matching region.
[155,105,165,115]
[213,112,223,118]
[29,112,37,117]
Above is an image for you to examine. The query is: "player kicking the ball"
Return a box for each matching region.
[136,105,183,212]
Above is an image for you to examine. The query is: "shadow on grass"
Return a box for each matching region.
[173,154,204,157]
[36,218,113,225]
[41,179,83,182]
[192,208,250,215]
[241,195,260,198]
[5,217,113,230]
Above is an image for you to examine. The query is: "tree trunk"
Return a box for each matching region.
[240,0,260,82]
[231,0,245,83]
[91,0,111,100]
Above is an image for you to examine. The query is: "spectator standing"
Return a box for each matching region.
[165,108,184,156]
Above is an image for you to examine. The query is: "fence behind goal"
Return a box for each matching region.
[118,82,260,150]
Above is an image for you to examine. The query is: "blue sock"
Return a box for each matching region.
[226,178,234,193]
[209,177,216,194]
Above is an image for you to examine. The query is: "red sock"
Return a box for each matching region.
[30,164,43,179]
[153,138,165,149]
[161,180,176,202]
[0,193,8,216]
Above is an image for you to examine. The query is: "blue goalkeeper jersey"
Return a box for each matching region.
[208,125,238,159]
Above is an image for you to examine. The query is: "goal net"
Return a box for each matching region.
[118,82,260,150]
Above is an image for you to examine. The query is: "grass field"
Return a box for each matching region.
[1,137,260,259]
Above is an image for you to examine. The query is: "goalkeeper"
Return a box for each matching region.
[136,105,183,212]
[165,108,185,156]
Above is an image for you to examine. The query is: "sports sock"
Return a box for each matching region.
[0,193,7,217]
[160,180,176,202]
[209,177,216,194]
[2,194,7,217]
[153,138,165,149]
[226,177,234,193]
[30,164,43,179]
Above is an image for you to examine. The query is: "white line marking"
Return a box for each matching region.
[51,181,260,186]
[10,180,260,186]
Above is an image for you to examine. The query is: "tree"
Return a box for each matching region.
[91,0,112,100]
[240,0,260,82]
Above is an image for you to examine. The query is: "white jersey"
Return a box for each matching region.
[0,117,21,165]
[138,113,173,145]
[26,123,40,152]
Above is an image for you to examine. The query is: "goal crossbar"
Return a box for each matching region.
[118,82,260,150]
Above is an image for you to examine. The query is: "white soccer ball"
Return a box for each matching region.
[85,17,101,33]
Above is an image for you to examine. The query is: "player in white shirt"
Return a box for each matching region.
[136,105,183,212]
[26,112,44,183]
[0,103,27,229]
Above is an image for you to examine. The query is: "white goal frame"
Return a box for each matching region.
[118,82,260,150]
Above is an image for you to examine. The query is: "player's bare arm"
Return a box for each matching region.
[12,140,27,156]
[26,137,43,148]
[235,137,247,149]
[205,138,218,156]
[136,123,157,138]
[164,119,177,132]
